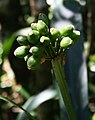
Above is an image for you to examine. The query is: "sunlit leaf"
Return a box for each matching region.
[16,87,58,120]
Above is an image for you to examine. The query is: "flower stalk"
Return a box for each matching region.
[51,57,76,120]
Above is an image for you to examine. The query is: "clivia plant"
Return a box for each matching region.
[14,13,80,120]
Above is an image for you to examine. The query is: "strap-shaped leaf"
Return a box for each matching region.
[16,87,58,120]
[0,95,35,120]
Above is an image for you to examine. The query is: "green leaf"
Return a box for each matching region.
[16,87,58,120]
[2,34,16,58]
[0,95,35,120]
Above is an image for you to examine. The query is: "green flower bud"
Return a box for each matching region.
[37,20,49,35]
[14,46,29,58]
[40,36,50,46]
[38,13,49,25]
[50,28,61,39]
[27,56,40,70]
[24,54,31,61]
[60,37,73,48]
[28,30,40,44]
[70,30,80,43]
[29,46,43,56]
[60,25,74,37]
[16,35,29,45]
[31,23,37,30]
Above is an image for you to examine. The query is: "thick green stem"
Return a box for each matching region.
[51,57,76,120]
